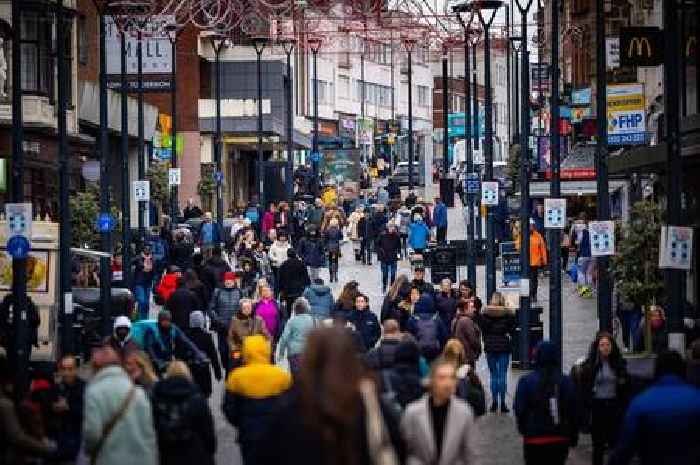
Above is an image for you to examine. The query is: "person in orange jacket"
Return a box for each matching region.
[529,219,548,303]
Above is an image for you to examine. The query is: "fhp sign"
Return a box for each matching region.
[620,27,664,67]
[607,84,646,146]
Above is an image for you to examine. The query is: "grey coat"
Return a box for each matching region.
[401,395,478,465]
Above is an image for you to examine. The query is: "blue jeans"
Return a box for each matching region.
[486,352,510,404]
[134,285,151,320]
[381,261,397,289]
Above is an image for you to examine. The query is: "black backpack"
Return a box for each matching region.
[154,395,195,445]
[415,314,441,359]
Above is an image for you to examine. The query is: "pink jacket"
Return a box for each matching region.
[262,212,275,235]
[255,299,279,337]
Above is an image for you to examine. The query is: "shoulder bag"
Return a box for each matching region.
[89,385,136,465]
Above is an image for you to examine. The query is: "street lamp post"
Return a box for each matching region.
[210,34,229,235]
[120,32,131,289]
[403,37,417,191]
[442,46,450,181]
[282,39,296,204]
[137,30,146,247]
[474,0,504,302]
[253,37,268,209]
[454,6,478,288]
[308,37,322,194]
[165,24,182,229]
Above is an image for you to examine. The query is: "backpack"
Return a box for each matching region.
[153,394,195,445]
[130,320,159,349]
[245,206,260,224]
[149,238,166,262]
[415,314,441,358]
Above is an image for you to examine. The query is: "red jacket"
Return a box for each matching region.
[156,273,179,303]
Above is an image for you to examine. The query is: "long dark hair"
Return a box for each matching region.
[338,281,360,309]
[298,327,365,465]
[586,331,625,372]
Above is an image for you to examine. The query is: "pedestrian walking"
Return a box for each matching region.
[365,318,403,370]
[208,271,242,374]
[123,350,158,396]
[166,276,200,330]
[258,327,404,465]
[397,205,411,259]
[401,357,478,465]
[514,341,579,465]
[201,245,232,294]
[82,346,158,465]
[302,278,335,320]
[276,297,316,376]
[608,350,700,465]
[143,310,205,374]
[254,285,281,342]
[170,232,194,272]
[262,203,277,240]
[348,206,365,262]
[324,217,343,282]
[50,355,86,462]
[348,294,381,351]
[441,339,486,417]
[278,249,311,315]
[435,278,458,330]
[480,291,516,413]
[407,294,449,363]
[104,315,139,361]
[297,227,326,282]
[408,215,431,258]
[377,223,402,292]
[152,361,216,465]
[432,197,448,244]
[528,220,548,303]
[450,299,482,367]
[198,212,223,258]
[357,206,373,265]
[380,274,411,323]
[411,266,434,296]
[132,244,155,320]
[333,280,361,320]
[227,299,270,371]
[185,311,222,399]
[223,335,292,465]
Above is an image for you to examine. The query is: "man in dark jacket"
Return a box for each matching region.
[50,355,86,462]
[383,340,424,408]
[208,272,243,374]
[514,341,579,465]
[411,267,434,296]
[365,319,403,370]
[170,231,194,271]
[0,293,41,365]
[144,310,205,373]
[376,223,402,293]
[202,245,231,295]
[348,294,381,351]
[167,276,201,330]
[278,249,311,316]
[104,315,139,361]
[406,293,448,362]
[301,278,334,320]
[608,350,700,465]
[434,278,458,330]
[185,311,222,398]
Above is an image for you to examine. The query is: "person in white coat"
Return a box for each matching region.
[401,358,478,465]
[82,346,158,465]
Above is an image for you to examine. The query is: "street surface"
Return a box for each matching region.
[210,201,597,465]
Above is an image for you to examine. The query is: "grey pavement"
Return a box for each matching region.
[210,200,599,465]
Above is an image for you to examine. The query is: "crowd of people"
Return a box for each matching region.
[2,189,700,465]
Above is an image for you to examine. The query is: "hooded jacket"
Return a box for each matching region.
[376,231,402,263]
[104,316,139,360]
[268,240,292,268]
[223,336,292,447]
[479,305,516,354]
[383,341,424,408]
[348,308,381,351]
[297,236,325,267]
[277,313,316,358]
[152,376,216,465]
[278,257,311,297]
[228,312,269,354]
[202,256,231,291]
[302,284,335,319]
[432,201,448,228]
[513,341,579,445]
[156,273,179,303]
[451,313,482,365]
[208,286,243,331]
[408,221,430,250]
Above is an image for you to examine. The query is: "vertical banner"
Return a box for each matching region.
[659,226,693,270]
[607,84,646,145]
[544,198,567,229]
[589,221,616,256]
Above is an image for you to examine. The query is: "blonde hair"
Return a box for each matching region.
[165,360,192,381]
[126,351,158,385]
[489,291,506,307]
[442,339,466,367]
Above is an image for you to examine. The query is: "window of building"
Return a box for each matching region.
[78,15,88,65]
[21,10,53,96]
[338,75,350,98]
[417,85,429,106]
[311,79,334,105]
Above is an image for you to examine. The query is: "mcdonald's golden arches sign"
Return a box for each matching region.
[620,27,664,67]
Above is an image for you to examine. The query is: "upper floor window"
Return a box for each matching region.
[21,11,53,96]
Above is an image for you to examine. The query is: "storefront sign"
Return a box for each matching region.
[607,83,646,145]
[589,221,615,256]
[620,27,664,67]
[606,37,620,69]
[530,63,550,91]
[357,118,374,145]
[571,88,592,106]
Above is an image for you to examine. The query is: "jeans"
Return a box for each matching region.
[134,285,151,320]
[381,261,397,289]
[620,310,642,350]
[400,234,408,259]
[591,398,623,465]
[577,257,592,285]
[486,351,510,404]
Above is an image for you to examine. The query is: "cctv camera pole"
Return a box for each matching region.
[11,0,29,397]
[549,0,562,367]
[595,0,612,332]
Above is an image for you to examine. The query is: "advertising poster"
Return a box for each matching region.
[607,84,646,145]
[357,118,374,145]
[589,221,616,256]
[544,198,567,229]
[659,226,693,270]
[318,149,362,185]
[572,88,592,106]
[0,250,49,292]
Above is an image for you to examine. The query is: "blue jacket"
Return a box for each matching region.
[302,285,335,319]
[297,237,325,268]
[348,309,381,351]
[277,314,316,358]
[513,341,579,444]
[408,221,430,250]
[432,202,448,228]
[608,375,700,465]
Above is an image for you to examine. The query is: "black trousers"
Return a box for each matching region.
[591,398,623,465]
[437,226,447,244]
[523,442,569,465]
[530,266,541,301]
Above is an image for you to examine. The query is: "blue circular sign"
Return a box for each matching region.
[97,213,115,233]
[7,235,31,259]
[310,151,321,163]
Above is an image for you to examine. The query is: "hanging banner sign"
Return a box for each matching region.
[571,88,592,106]
[589,221,615,256]
[133,180,150,202]
[544,198,567,229]
[481,181,499,206]
[607,83,646,146]
[659,226,693,270]
[606,37,620,69]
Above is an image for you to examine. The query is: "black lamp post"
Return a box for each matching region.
[308,37,322,193]
[441,45,450,180]
[281,38,296,204]
[403,37,417,191]
[120,31,131,290]
[473,0,504,303]
[165,24,183,229]
[454,5,479,288]
[253,36,268,208]
[210,33,229,234]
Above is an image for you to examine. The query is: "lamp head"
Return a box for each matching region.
[253,36,269,54]
[307,36,322,53]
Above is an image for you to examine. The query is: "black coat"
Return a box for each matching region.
[184,328,222,397]
[383,342,424,408]
[348,309,381,350]
[202,256,231,292]
[171,241,194,271]
[278,257,311,297]
[365,338,402,370]
[376,232,402,263]
[152,377,216,465]
[434,291,458,329]
[167,287,201,330]
[479,307,516,354]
